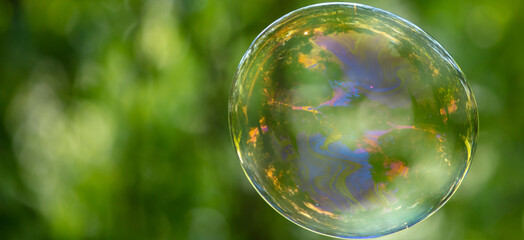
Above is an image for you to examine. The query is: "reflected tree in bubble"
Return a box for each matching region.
[229,3,477,238]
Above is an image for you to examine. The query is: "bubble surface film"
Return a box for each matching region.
[229,3,478,238]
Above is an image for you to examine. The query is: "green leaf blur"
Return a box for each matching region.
[0,0,521,239]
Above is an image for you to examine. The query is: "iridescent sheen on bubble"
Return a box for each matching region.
[229,3,477,238]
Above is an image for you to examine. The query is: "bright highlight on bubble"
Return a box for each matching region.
[229,3,478,238]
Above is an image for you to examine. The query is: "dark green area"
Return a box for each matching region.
[0,0,522,239]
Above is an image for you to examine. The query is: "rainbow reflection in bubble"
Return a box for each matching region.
[229,3,477,238]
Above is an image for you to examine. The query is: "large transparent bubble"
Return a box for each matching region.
[229,3,478,238]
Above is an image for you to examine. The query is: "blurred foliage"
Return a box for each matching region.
[0,0,522,239]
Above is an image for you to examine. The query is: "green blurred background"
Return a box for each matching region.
[0,0,522,239]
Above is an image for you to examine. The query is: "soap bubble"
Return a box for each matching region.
[229,3,477,238]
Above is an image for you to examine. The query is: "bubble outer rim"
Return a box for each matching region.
[228,2,479,239]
